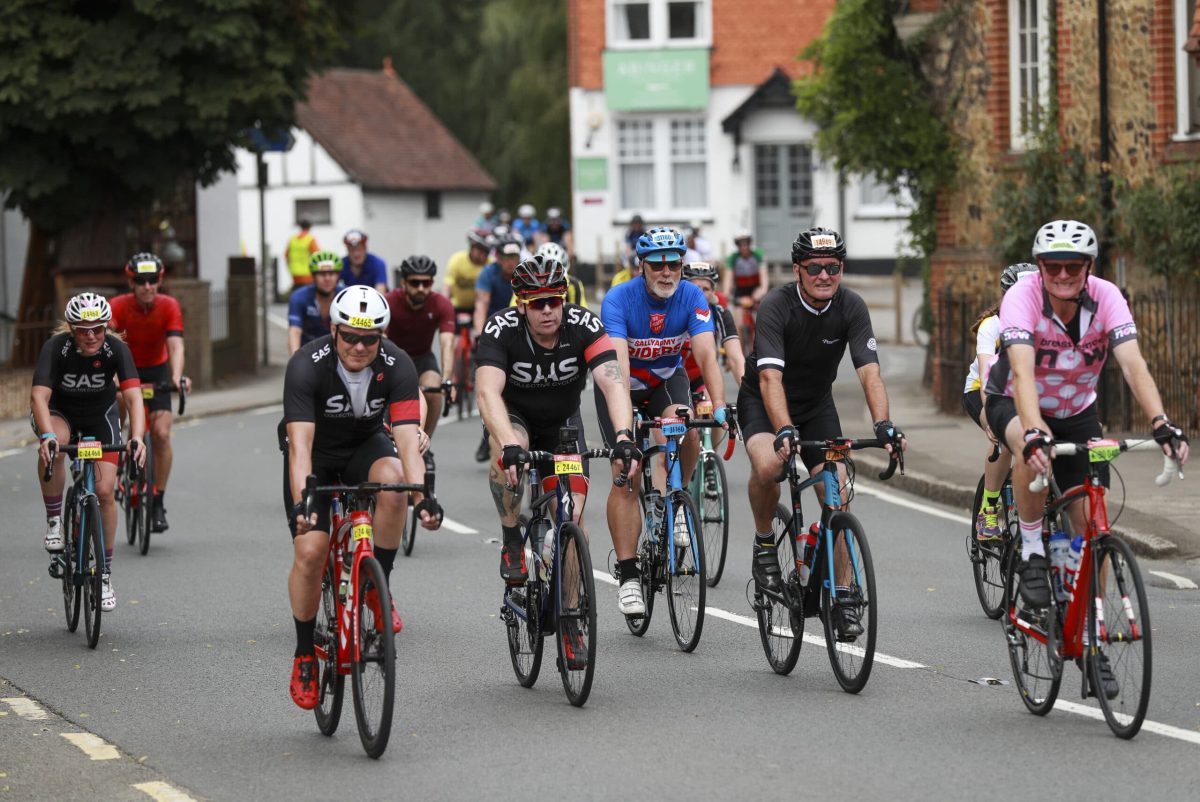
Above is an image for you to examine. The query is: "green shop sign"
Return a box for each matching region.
[603,48,709,111]
[575,157,608,191]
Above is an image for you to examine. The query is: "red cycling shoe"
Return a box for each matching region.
[290,655,319,710]
[363,587,403,634]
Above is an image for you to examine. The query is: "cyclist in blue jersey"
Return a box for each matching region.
[472,234,522,335]
[340,229,388,293]
[287,251,343,355]
[598,227,728,617]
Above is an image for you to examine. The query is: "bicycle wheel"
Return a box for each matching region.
[505,579,544,688]
[137,437,153,555]
[121,462,137,546]
[667,491,706,652]
[455,339,471,420]
[696,452,728,587]
[62,490,80,632]
[81,496,104,649]
[1002,542,1062,715]
[350,557,395,758]
[555,523,597,706]
[820,512,876,693]
[755,504,803,675]
[968,475,1006,619]
[314,553,344,736]
[1088,535,1151,739]
[402,504,417,557]
[624,500,657,637]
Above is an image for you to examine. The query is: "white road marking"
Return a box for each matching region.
[1149,570,1198,590]
[61,732,120,760]
[1,697,49,720]
[0,447,26,460]
[133,781,199,802]
[855,482,971,525]
[1052,700,1200,744]
[267,313,289,329]
[440,517,478,535]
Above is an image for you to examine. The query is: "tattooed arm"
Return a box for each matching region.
[593,357,633,437]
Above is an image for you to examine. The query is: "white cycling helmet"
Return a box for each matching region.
[479,201,495,216]
[734,227,753,242]
[536,241,570,270]
[65,292,112,325]
[517,203,536,219]
[1032,219,1099,262]
[331,286,390,331]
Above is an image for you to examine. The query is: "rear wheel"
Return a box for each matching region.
[696,451,728,587]
[455,337,472,420]
[82,496,104,649]
[666,491,705,652]
[62,489,80,632]
[505,578,544,688]
[624,497,658,637]
[756,504,803,675]
[314,553,344,736]
[137,436,153,555]
[821,513,876,693]
[968,475,1006,619]
[350,557,394,758]
[555,524,596,707]
[1003,541,1062,715]
[1089,535,1151,739]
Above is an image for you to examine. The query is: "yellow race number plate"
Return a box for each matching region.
[352,523,372,541]
[77,445,103,460]
[554,459,583,475]
[141,386,155,400]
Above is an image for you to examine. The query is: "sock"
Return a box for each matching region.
[43,494,63,520]
[155,488,164,505]
[755,531,775,547]
[1019,519,1044,560]
[374,546,397,581]
[501,524,522,549]
[104,548,113,573]
[980,489,1000,511]
[294,617,316,657]
[617,557,639,582]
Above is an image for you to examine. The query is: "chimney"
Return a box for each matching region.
[382,56,396,78]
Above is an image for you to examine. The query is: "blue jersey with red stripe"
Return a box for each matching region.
[601,276,714,390]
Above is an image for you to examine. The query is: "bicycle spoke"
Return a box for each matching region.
[1089,536,1151,739]
[755,504,803,675]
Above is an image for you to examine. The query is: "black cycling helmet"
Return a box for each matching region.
[682,261,719,285]
[1000,262,1038,293]
[399,254,437,277]
[125,252,164,280]
[791,226,846,262]
[511,255,568,298]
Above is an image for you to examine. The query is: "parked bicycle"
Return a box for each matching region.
[752,437,900,693]
[688,393,737,587]
[302,473,437,758]
[46,439,129,649]
[1003,438,1181,739]
[402,381,452,557]
[501,427,623,707]
[119,379,186,555]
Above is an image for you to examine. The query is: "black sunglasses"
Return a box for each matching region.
[132,275,161,285]
[339,330,382,346]
[406,278,433,288]
[646,260,684,273]
[527,295,565,310]
[1041,261,1087,277]
[801,262,842,277]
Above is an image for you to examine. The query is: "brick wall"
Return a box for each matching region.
[711,0,835,84]
[569,0,604,89]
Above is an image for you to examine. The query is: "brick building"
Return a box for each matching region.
[567,0,911,270]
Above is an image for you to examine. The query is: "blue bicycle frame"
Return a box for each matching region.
[783,449,862,604]
[636,412,697,580]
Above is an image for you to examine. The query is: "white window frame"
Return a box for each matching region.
[1007,0,1051,150]
[1174,0,1200,140]
[854,174,913,220]
[606,0,711,49]
[613,115,710,218]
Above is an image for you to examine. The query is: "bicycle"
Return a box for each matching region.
[1003,438,1182,739]
[752,437,900,693]
[501,427,622,707]
[119,379,186,555]
[302,473,436,758]
[402,381,452,557]
[688,393,736,587]
[613,406,728,652]
[966,443,1020,619]
[452,313,474,420]
[46,439,128,650]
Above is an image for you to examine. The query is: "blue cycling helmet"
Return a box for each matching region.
[634,227,687,263]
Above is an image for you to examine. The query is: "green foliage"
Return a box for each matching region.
[793,0,956,259]
[0,0,355,232]
[991,124,1102,266]
[1117,168,1200,279]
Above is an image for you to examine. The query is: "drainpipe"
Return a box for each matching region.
[1096,0,1112,279]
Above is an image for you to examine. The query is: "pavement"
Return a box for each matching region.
[3,282,1194,560]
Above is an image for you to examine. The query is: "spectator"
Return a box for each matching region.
[285,219,320,289]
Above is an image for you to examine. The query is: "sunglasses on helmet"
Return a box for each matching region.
[339,329,382,346]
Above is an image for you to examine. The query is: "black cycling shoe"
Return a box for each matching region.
[499,543,528,584]
[1080,652,1120,700]
[560,618,588,670]
[151,498,169,533]
[1018,554,1051,608]
[751,540,782,592]
[48,556,64,580]
[832,603,864,643]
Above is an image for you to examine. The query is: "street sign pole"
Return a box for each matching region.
[258,152,269,368]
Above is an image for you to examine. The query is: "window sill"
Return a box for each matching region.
[1163,138,1200,163]
[854,208,911,221]
[605,40,712,51]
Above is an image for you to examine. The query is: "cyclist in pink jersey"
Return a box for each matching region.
[984,220,1189,623]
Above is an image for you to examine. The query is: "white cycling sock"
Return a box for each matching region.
[1020,519,1044,560]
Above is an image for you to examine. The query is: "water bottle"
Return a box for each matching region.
[338,546,352,602]
[644,490,664,541]
[1047,528,1070,602]
[796,524,818,586]
[1062,535,1084,600]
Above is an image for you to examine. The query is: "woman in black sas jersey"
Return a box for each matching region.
[474,255,640,584]
[31,292,147,614]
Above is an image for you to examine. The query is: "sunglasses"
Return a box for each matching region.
[73,325,107,337]
[1040,261,1088,277]
[132,275,160,285]
[338,330,382,347]
[646,260,683,273]
[526,295,565,310]
[406,279,433,288]
[801,261,842,277]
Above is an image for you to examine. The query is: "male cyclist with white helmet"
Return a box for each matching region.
[512,203,542,246]
[985,220,1189,678]
[599,227,728,617]
[32,293,146,613]
[287,251,343,355]
[385,255,456,440]
[281,285,442,710]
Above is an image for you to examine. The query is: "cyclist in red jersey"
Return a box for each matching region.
[109,252,188,533]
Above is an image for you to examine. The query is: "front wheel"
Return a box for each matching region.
[62,489,80,632]
[137,436,153,556]
[555,523,597,707]
[696,451,728,587]
[755,504,803,675]
[350,557,395,759]
[81,496,104,649]
[121,462,137,546]
[820,512,876,693]
[1089,535,1152,739]
[1002,540,1062,715]
[402,504,417,557]
[624,499,657,637]
[666,491,705,652]
[505,578,544,688]
[314,553,344,736]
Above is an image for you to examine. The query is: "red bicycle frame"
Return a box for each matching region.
[318,506,379,672]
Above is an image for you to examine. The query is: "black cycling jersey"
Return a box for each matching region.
[32,332,139,420]
[741,283,879,416]
[282,335,420,465]
[474,303,616,423]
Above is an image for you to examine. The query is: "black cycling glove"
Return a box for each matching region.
[612,439,642,469]
[1153,417,1188,450]
[415,497,444,525]
[500,444,530,469]
[873,419,903,448]
[773,425,796,453]
[1022,428,1053,462]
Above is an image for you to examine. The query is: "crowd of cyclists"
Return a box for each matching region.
[25,204,1190,723]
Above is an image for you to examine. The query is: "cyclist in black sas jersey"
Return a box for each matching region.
[738,227,906,638]
[281,285,442,711]
[474,255,640,584]
[31,293,147,614]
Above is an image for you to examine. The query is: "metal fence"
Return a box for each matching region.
[1,305,57,367]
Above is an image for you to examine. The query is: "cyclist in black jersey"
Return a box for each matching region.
[280,285,442,710]
[474,255,640,585]
[681,262,744,450]
[31,293,147,614]
[738,227,907,638]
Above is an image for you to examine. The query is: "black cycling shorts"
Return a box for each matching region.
[281,429,398,538]
[962,391,985,431]
[137,362,173,414]
[985,395,1108,492]
[737,386,842,474]
[410,351,438,377]
[32,402,123,459]
[507,407,590,480]
[595,368,691,448]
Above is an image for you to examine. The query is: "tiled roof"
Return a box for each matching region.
[296,68,496,192]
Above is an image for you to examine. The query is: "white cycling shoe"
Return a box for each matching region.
[44,517,64,553]
[100,573,116,612]
[617,578,646,617]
